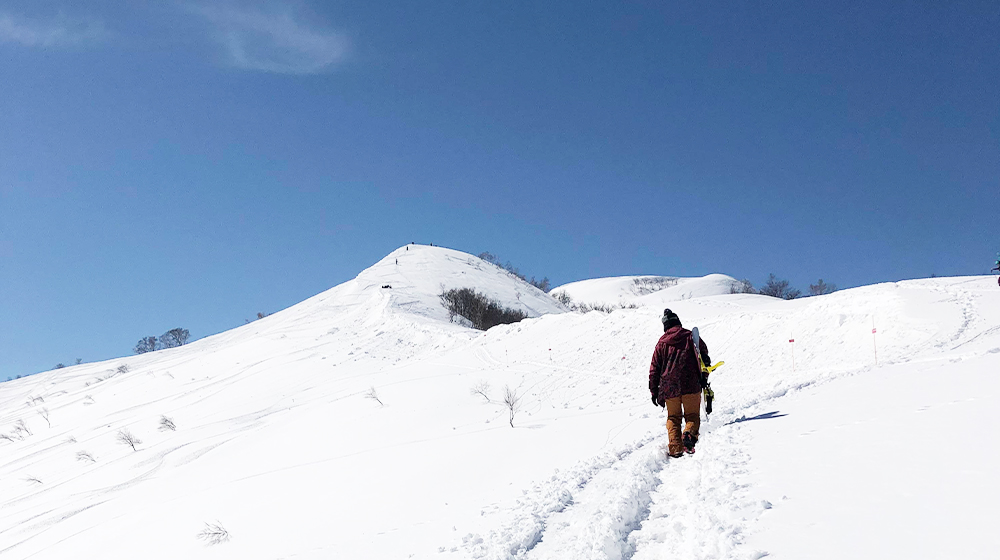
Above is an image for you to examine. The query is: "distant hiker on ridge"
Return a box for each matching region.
[649,309,711,458]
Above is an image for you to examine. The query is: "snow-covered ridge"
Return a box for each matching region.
[2,245,999,560]
[553,273,737,308]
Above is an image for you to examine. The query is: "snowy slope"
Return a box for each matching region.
[2,245,999,560]
[553,274,737,308]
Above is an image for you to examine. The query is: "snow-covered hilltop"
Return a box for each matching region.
[552,274,737,308]
[2,245,998,560]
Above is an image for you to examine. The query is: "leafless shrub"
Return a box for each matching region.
[632,276,679,295]
[14,420,31,437]
[117,428,142,451]
[809,279,837,296]
[159,415,177,431]
[76,451,96,463]
[575,302,638,313]
[28,395,45,406]
[38,407,51,428]
[729,279,756,294]
[552,291,572,305]
[83,395,95,405]
[65,436,77,444]
[197,521,230,545]
[503,385,521,428]
[364,386,384,406]
[116,364,130,375]
[470,381,491,402]
[24,476,43,485]
[759,274,801,299]
[0,433,15,442]
[440,287,528,330]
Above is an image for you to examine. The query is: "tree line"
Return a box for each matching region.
[730,275,837,299]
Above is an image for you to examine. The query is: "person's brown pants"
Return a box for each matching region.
[665,392,701,456]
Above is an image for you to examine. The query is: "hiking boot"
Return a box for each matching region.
[682,431,697,454]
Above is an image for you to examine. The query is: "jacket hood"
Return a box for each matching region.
[660,326,691,347]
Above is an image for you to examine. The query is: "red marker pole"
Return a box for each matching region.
[789,336,795,372]
[872,317,878,366]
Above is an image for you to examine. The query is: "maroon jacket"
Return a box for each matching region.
[649,326,710,403]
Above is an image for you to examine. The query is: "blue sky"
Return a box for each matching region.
[2,1,998,379]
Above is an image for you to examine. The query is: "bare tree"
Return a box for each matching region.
[24,476,43,485]
[197,521,230,545]
[758,274,801,299]
[76,451,96,463]
[160,328,190,349]
[470,381,491,403]
[38,408,51,428]
[809,279,837,296]
[159,415,177,431]
[364,386,384,406]
[116,428,142,451]
[503,385,521,428]
[729,279,756,294]
[134,336,158,354]
[116,364,130,375]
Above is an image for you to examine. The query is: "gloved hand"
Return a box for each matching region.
[651,395,659,407]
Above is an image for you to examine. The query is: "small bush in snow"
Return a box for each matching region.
[14,419,31,438]
[440,288,528,331]
[38,408,51,428]
[117,428,142,451]
[470,381,491,402]
[24,476,43,485]
[116,364,130,375]
[632,277,679,295]
[159,415,177,431]
[76,451,96,462]
[364,386,384,406]
[503,385,521,428]
[575,302,638,313]
[197,521,230,545]
[552,291,572,305]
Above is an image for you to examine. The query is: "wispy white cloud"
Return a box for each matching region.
[193,5,349,75]
[0,11,104,48]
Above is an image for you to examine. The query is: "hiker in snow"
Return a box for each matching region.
[649,309,711,458]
